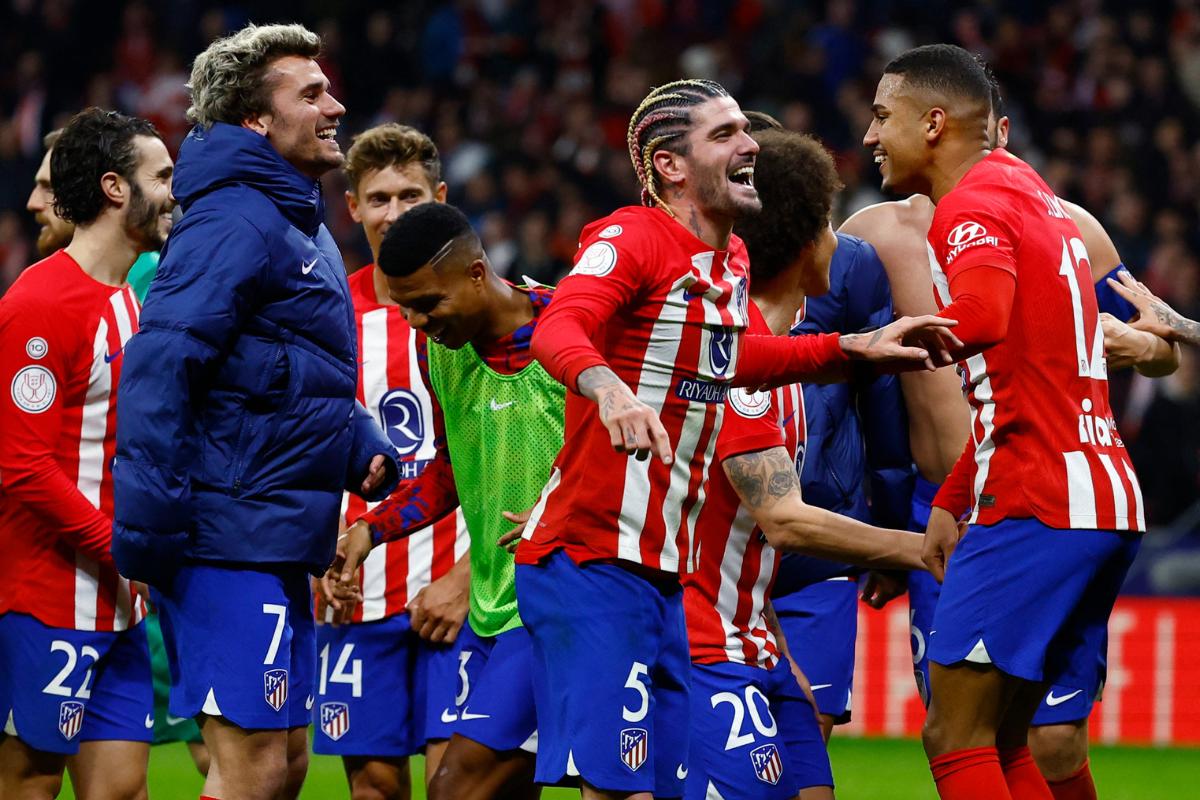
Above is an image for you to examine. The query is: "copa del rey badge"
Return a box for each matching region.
[620,727,648,772]
[320,702,350,741]
[264,669,288,712]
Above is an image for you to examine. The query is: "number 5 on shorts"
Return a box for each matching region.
[622,661,650,723]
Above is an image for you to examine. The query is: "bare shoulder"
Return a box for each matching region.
[840,196,938,316]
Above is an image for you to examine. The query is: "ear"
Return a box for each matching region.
[345,189,362,223]
[100,171,126,207]
[467,258,488,284]
[242,113,270,136]
[925,107,947,142]
[651,149,686,192]
[434,182,448,203]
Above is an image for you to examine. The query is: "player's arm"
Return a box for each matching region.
[112,212,267,584]
[722,445,925,570]
[346,400,400,500]
[531,231,673,463]
[0,301,114,565]
[1107,269,1200,346]
[923,436,976,582]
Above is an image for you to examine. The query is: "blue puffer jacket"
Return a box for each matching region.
[112,123,399,583]
[773,233,915,594]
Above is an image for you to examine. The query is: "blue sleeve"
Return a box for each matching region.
[112,212,268,584]
[844,239,915,530]
[1094,264,1137,322]
[346,400,400,500]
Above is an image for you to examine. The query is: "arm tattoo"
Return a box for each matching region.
[1152,301,1200,346]
[724,447,801,511]
[577,365,622,401]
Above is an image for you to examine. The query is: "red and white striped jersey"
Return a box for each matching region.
[928,149,1145,532]
[684,305,806,669]
[519,206,752,574]
[340,266,468,623]
[0,251,145,631]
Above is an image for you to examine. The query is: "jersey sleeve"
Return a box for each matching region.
[531,220,655,391]
[716,388,786,462]
[0,295,114,566]
[930,187,1023,281]
[360,332,459,543]
[932,436,976,520]
[733,331,847,388]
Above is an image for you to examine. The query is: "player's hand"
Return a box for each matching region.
[314,574,361,625]
[595,382,673,464]
[360,454,390,496]
[922,507,966,583]
[860,570,907,610]
[408,557,470,644]
[498,507,533,553]
[132,581,154,614]
[1100,312,1156,370]
[1106,270,1183,341]
[839,315,962,371]
[321,520,373,619]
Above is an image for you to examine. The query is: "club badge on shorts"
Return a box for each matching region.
[58,701,85,741]
[320,702,350,741]
[750,743,783,785]
[620,727,648,771]
[264,669,289,712]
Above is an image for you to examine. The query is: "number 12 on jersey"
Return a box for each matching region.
[1058,236,1107,380]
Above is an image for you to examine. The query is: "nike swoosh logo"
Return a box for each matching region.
[165,714,188,725]
[144,713,154,729]
[809,684,833,691]
[301,259,317,275]
[676,764,688,779]
[1045,689,1082,707]
[440,708,458,723]
[781,411,797,426]
[459,708,490,720]
[104,346,124,363]
[489,398,516,411]
[305,695,314,711]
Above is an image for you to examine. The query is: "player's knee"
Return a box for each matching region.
[350,760,410,800]
[1028,723,1087,781]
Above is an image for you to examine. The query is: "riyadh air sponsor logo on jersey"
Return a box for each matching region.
[944,221,999,265]
[320,702,350,740]
[379,388,425,456]
[750,743,783,785]
[11,365,56,413]
[620,727,648,771]
[571,241,618,277]
[729,387,771,418]
[25,337,47,359]
[709,326,734,377]
[1077,398,1120,447]
[264,669,289,712]
[674,379,728,404]
[58,701,85,741]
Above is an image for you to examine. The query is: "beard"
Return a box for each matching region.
[35,217,73,257]
[124,181,169,251]
[694,162,761,220]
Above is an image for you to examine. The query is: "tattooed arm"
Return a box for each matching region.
[1108,270,1200,347]
[576,365,673,463]
[722,445,925,569]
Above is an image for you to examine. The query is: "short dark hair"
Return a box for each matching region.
[734,129,842,284]
[975,55,1006,118]
[378,202,478,278]
[51,107,161,226]
[883,44,993,107]
[345,123,441,193]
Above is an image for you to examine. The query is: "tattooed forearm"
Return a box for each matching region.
[724,447,800,511]
[1154,302,1200,346]
[577,365,622,401]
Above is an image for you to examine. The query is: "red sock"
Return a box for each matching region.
[929,746,1013,800]
[200,795,221,799]
[999,746,1055,800]
[1046,759,1097,800]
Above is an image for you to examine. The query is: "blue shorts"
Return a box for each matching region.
[685,660,832,799]
[154,563,315,730]
[771,578,857,723]
[929,519,1139,715]
[445,621,538,752]
[517,551,690,795]
[312,613,460,756]
[0,613,153,754]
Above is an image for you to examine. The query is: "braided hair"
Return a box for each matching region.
[626,79,730,214]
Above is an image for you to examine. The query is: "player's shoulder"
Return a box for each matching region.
[840,197,933,252]
[346,264,381,311]
[1,252,89,318]
[578,206,666,247]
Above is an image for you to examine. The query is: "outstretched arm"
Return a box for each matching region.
[722,445,925,570]
[1108,270,1200,347]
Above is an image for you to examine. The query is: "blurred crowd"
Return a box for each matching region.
[1,0,1199,531]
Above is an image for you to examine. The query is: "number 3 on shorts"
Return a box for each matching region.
[622,661,650,723]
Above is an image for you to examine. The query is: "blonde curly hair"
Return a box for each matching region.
[187,23,321,127]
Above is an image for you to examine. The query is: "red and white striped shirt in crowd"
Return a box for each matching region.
[339,266,467,623]
[684,304,806,669]
[523,206,846,575]
[928,149,1145,531]
[0,250,145,632]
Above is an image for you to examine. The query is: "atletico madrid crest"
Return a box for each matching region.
[264,669,289,712]
[58,701,85,741]
[320,702,350,740]
[750,743,783,785]
[619,727,648,772]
